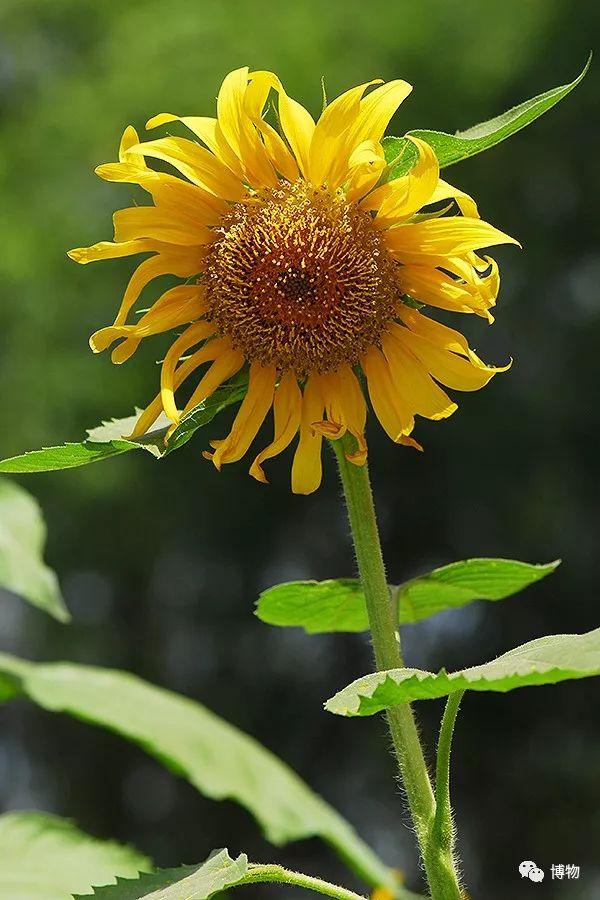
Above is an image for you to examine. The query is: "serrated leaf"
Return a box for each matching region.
[0,478,69,622]
[0,811,150,900]
[0,656,394,892]
[326,628,600,716]
[74,850,247,900]
[0,376,248,475]
[382,55,590,178]
[256,559,559,634]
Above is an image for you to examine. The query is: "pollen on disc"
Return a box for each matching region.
[204,182,401,375]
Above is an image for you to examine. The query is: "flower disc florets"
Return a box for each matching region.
[204,181,400,376]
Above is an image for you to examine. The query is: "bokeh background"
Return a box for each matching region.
[0,2,598,898]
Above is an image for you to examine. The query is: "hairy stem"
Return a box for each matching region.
[432,691,464,849]
[243,864,367,900]
[332,436,463,900]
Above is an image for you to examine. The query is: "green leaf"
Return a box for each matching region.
[257,579,366,634]
[0,811,150,900]
[0,376,248,475]
[0,478,69,622]
[74,850,247,900]
[326,628,600,717]
[0,655,395,893]
[395,558,560,624]
[382,55,591,177]
[256,559,559,634]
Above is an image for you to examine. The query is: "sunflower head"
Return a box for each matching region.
[69,67,517,494]
[205,180,399,376]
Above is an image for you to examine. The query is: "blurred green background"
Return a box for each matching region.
[0,1,598,898]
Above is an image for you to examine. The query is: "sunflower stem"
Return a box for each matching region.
[332,436,463,900]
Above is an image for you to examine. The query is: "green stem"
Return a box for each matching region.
[242,864,367,900]
[431,692,464,851]
[332,436,463,900]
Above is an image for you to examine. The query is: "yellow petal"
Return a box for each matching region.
[67,239,160,264]
[145,113,245,178]
[362,346,414,440]
[398,306,483,358]
[244,71,300,181]
[112,248,204,327]
[130,136,246,199]
[160,321,217,423]
[393,313,511,392]
[350,79,413,145]
[394,252,500,322]
[368,137,439,224]
[119,125,146,167]
[381,331,457,420]
[250,370,302,483]
[291,375,325,495]
[210,363,276,468]
[96,162,227,222]
[400,330,507,391]
[216,67,250,160]
[386,216,520,258]
[399,264,497,318]
[314,367,368,465]
[215,67,278,188]
[428,179,479,218]
[345,141,386,203]
[113,206,214,246]
[181,347,245,417]
[277,89,315,180]
[130,339,231,439]
[148,176,226,222]
[90,284,207,360]
[309,79,380,187]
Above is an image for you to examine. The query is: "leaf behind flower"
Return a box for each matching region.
[383,55,591,177]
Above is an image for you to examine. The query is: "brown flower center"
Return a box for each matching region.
[204,181,401,376]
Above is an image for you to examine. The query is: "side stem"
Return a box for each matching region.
[431,691,464,850]
[332,437,462,900]
[242,864,367,900]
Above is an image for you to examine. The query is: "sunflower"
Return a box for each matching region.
[69,68,516,494]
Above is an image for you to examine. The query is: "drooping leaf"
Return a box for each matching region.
[0,811,150,900]
[0,376,248,475]
[326,628,600,717]
[0,655,394,893]
[256,559,559,634]
[0,478,69,622]
[74,850,248,900]
[382,55,590,178]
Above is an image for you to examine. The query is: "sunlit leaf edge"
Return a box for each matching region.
[73,850,247,900]
[325,628,600,716]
